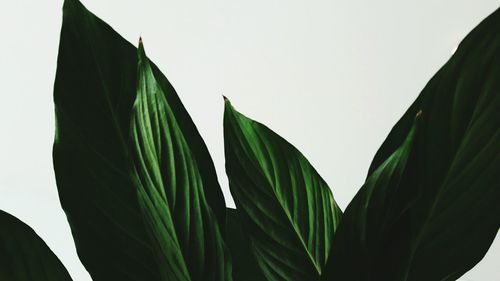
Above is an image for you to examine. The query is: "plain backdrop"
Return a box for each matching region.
[0,0,498,280]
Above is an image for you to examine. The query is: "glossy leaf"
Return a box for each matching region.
[130,42,231,281]
[53,0,225,280]
[322,8,500,281]
[224,100,342,281]
[0,210,72,281]
[226,208,266,281]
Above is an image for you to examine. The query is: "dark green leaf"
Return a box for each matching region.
[0,210,72,281]
[321,113,421,281]
[226,208,266,281]
[53,0,225,280]
[223,100,342,281]
[129,42,230,281]
[322,8,500,281]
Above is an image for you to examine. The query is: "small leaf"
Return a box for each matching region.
[0,210,72,281]
[322,7,500,281]
[130,42,231,281]
[224,100,342,281]
[226,208,266,281]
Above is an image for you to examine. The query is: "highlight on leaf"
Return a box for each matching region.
[129,40,232,281]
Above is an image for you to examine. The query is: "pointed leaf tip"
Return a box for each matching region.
[137,39,146,59]
[62,0,82,13]
[63,0,82,8]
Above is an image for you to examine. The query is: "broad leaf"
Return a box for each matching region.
[226,208,266,281]
[0,210,72,281]
[322,8,500,281]
[130,42,230,281]
[53,0,225,280]
[224,100,342,281]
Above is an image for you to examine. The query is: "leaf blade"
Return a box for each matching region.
[130,42,231,281]
[322,8,500,281]
[223,100,342,281]
[321,114,421,280]
[53,1,225,280]
[0,210,73,281]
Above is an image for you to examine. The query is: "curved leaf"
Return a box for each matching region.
[130,42,231,281]
[0,210,72,281]
[223,100,342,281]
[226,208,266,281]
[53,0,225,280]
[323,8,500,281]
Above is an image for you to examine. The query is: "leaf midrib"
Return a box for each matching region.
[249,122,323,276]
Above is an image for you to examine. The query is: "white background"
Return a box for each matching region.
[0,0,498,280]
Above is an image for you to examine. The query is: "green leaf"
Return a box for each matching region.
[226,208,266,281]
[130,42,231,281]
[53,0,225,280]
[322,8,500,281]
[0,210,72,281]
[223,100,342,281]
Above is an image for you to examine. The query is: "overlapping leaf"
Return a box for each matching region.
[53,0,225,280]
[224,100,342,281]
[129,42,231,281]
[322,7,500,281]
[0,210,72,281]
[321,114,421,280]
[226,208,266,281]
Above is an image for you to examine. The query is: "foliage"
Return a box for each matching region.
[1,0,498,280]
